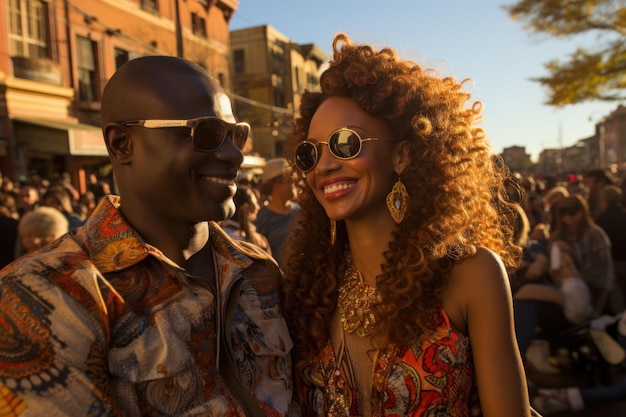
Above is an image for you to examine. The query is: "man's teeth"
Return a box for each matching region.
[207,177,231,185]
[324,183,353,194]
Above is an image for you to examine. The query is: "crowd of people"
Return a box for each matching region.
[3,32,626,417]
[503,169,626,414]
[0,170,114,267]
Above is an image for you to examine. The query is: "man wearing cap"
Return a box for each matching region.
[255,158,299,267]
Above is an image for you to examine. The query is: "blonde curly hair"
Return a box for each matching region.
[281,33,518,361]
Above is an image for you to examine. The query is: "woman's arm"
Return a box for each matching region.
[515,283,565,306]
[448,247,531,417]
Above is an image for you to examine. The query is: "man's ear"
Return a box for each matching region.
[394,140,411,175]
[104,123,133,165]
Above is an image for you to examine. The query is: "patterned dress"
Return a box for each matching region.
[0,196,296,417]
[296,309,475,417]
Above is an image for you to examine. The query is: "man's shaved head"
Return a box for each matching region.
[101,56,215,126]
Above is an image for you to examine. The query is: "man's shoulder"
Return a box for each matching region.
[1,233,87,276]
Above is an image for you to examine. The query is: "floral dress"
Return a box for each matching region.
[296,309,476,417]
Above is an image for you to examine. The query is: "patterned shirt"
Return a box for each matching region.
[0,196,296,417]
[295,309,475,417]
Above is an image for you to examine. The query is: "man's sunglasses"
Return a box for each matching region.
[121,117,250,152]
[294,127,388,173]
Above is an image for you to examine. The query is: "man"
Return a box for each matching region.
[0,56,295,417]
[596,184,626,308]
[583,168,614,220]
[17,182,40,217]
[255,158,299,266]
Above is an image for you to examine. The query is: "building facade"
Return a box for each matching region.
[230,25,326,159]
[1,0,239,193]
[500,145,533,173]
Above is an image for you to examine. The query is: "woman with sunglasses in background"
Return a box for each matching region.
[281,33,532,417]
[550,194,622,315]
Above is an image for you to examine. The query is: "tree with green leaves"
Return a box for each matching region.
[504,0,626,106]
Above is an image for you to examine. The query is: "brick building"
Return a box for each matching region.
[230,25,326,159]
[0,0,240,193]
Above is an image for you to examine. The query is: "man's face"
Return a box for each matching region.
[19,186,38,208]
[119,71,245,225]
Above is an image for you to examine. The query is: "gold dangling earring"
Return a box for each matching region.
[330,219,337,245]
[386,175,409,224]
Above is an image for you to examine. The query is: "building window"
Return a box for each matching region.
[234,49,245,75]
[8,0,50,58]
[76,35,99,102]
[141,0,158,15]
[114,47,129,70]
[294,66,301,92]
[191,12,207,38]
[273,89,285,108]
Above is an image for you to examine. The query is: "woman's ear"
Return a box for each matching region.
[104,123,133,165]
[394,140,411,175]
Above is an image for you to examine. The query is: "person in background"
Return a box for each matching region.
[0,55,296,417]
[1,176,18,202]
[221,185,271,255]
[78,190,97,219]
[514,239,594,374]
[17,182,40,218]
[520,175,543,230]
[541,185,569,229]
[0,192,19,268]
[551,194,622,315]
[54,171,80,202]
[505,202,549,295]
[532,311,626,415]
[282,33,531,416]
[595,184,626,303]
[41,186,85,229]
[255,157,299,266]
[583,168,613,220]
[16,206,69,255]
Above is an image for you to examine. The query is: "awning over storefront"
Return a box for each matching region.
[13,117,107,156]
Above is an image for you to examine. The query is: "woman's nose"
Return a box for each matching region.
[314,144,339,174]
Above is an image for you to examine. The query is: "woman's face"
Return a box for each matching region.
[304,96,399,223]
[558,202,584,228]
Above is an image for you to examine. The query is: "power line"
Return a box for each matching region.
[228,93,293,115]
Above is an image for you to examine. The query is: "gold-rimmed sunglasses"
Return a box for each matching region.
[294,127,390,173]
[121,117,250,152]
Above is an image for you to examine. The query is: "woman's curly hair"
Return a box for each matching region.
[281,33,519,361]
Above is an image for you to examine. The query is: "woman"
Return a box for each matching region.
[221,185,271,254]
[282,34,531,417]
[550,194,621,315]
[41,186,84,230]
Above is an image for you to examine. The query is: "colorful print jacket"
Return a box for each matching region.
[0,196,296,417]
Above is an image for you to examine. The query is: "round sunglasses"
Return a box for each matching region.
[122,117,250,152]
[294,127,389,172]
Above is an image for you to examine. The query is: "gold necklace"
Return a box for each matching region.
[338,266,381,337]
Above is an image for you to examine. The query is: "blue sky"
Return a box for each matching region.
[230,0,621,161]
